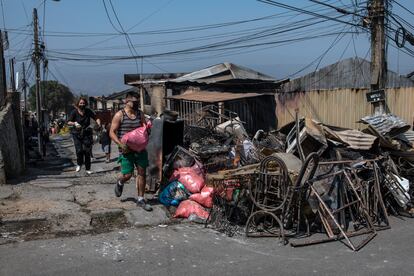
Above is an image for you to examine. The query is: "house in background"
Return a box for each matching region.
[277,57,414,129]
[407,71,414,81]
[125,62,287,134]
[86,87,139,124]
[103,87,139,111]
[88,96,107,111]
[124,73,186,115]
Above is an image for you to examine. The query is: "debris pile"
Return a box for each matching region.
[158,107,414,251]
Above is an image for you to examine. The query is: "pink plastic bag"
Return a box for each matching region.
[121,122,151,152]
[189,186,214,208]
[191,160,205,178]
[169,167,205,194]
[173,200,209,219]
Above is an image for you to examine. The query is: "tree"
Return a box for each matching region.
[28,80,75,116]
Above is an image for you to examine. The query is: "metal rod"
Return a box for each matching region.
[310,185,356,251]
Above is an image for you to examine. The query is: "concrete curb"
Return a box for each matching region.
[0,216,49,233]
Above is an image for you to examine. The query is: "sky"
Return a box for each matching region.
[3,0,414,96]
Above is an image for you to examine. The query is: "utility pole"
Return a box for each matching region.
[22,62,27,111]
[369,0,387,115]
[33,8,43,157]
[9,58,15,91]
[0,30,6,106]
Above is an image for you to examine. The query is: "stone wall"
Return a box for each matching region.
[0,102,24,182]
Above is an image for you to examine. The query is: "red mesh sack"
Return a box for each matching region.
[189,186,214,208]
[169,167,205,194]
[173,200,209,219]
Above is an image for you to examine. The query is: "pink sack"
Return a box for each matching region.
[191,160,205,178]
[189,186,214,208]
[121,123,151,152]
[169,167,205,194]
[173,200,209,219]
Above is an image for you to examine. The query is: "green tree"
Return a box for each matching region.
[28,81,75,116]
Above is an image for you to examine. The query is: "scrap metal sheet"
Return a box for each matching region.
[360,114,410,138]
[323,127,378,150]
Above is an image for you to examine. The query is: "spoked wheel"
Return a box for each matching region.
[245,211,285,242]
[249,156,290,212]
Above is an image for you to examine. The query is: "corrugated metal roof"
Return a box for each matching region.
[323,126,377,150]
[401,130,414,142]
[105,87,138,100]
[396,130,414,146]
[360,114,411,138]
[124,73,187,85]
[171,62,276,83]
[166,91,268,103]
[281,57,414,92]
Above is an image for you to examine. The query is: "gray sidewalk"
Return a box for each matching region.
[0,134,172,245]
[53,134,119,173]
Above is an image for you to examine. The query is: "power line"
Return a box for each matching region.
[257,0,364,28]
[106,0,169,72]
[74,0,175,52]
[45,30,359,62]
[6,7,339,38]
[45,29,349,68]
[46,13,345,60]
[42,12,343,52]
[70,0,342,51]
[392,0,414,17]
[301,34,354,88]
[127,0,175,32]
[285,27,349,77]
[102,0,122,33]
[103,0,139,71]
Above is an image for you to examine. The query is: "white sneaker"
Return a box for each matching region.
[75,165,81,172]
[86,170,93,175]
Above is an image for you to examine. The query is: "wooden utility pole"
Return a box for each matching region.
[22,62,27,111]
[370,0,387,115]
[33,8,43,157]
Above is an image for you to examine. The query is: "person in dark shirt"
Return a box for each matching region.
[99,122,112,163]
[67,97,101,174]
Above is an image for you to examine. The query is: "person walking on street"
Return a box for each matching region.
[67,97,101,174]
[109,92,152,211]
[99,122,112,163]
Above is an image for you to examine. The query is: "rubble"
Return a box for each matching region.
[157,106,414,251]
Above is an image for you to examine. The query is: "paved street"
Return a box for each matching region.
[0,134,170,244]
[2,134,414,275]
[1,217,414,276]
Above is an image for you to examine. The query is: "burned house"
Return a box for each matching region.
[277,57,414,129]
[125,62,286,134]
[104,87,139,111]
[86,87,140,124]
[124,73,187,116]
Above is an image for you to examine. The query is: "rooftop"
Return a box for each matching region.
[166,91,272,103]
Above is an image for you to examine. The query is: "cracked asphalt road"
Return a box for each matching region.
[1,218,414,276]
